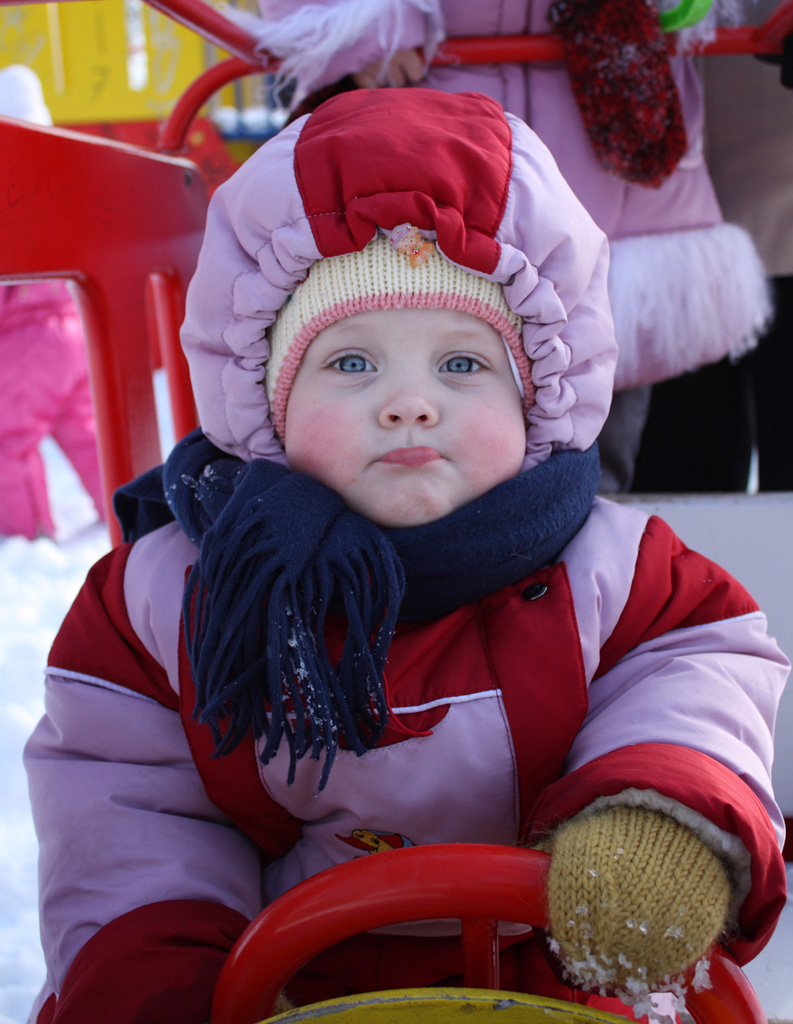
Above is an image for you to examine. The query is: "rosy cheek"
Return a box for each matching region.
[286,411,330,471]
[466,405,526,480]
[286,406,357,485]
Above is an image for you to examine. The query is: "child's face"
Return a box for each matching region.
[284,308,527,528]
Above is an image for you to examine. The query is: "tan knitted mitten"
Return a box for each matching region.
[542,806,732,994]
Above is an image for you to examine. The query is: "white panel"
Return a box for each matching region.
[623,493,793,816]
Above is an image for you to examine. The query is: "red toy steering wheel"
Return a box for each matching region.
[209,845,767,1024]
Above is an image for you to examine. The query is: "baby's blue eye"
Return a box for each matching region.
[335,354,372,372]
[444,356,480,373]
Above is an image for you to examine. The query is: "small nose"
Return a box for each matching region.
[378,387,439,429]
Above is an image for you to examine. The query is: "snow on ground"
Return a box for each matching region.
[743,877,793,1023]
[0,426,791,1023]
[0,438,109,1024]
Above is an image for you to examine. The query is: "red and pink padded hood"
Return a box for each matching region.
[181,88,617,470]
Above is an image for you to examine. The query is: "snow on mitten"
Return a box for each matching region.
[547,0,687,186]
[542,806,732,995]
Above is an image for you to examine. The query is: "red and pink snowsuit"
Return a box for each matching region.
[24,88,788,1024]
[0,283,103,539]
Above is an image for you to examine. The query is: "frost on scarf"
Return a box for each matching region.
[220,0,445,107]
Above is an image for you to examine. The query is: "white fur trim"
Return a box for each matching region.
[608,223,772,391]
[570,787,752,933]
[222,0,444,106]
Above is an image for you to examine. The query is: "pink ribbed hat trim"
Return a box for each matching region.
[271,293,534,440]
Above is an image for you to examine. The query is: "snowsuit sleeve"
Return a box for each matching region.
[24,540,272,1024]
[530,502,789,965]
[228,0,444,101]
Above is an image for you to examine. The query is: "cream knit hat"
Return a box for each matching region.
[266,226,533,440]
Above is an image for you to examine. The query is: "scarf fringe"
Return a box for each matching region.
[183,465,405,790]
[115,431,600,791]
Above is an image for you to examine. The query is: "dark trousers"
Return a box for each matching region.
[750,276,793,491]
[631,354,754,493]
[632,277,793,492]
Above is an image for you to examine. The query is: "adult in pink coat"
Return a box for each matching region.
[228,0,772,490]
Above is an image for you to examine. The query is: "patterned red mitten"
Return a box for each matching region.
[548,0,688,187]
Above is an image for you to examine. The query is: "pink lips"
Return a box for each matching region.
[379,447,441,466]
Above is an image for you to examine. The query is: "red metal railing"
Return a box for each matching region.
[4,0,792,150]
[209,845,768,1024]
[144,0,793,152]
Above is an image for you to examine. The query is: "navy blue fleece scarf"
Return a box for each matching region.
[115,430,599,788]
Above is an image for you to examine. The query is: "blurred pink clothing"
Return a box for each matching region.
[0,282,104,539]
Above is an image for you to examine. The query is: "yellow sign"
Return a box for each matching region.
[1,0,211,123]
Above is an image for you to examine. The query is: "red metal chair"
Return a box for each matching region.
[3,0,791,549]
[0,117,206,544]
[209,845,768,1024]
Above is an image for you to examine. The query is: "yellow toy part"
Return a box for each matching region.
[1,0,208,124]
[264,988,628,1024]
